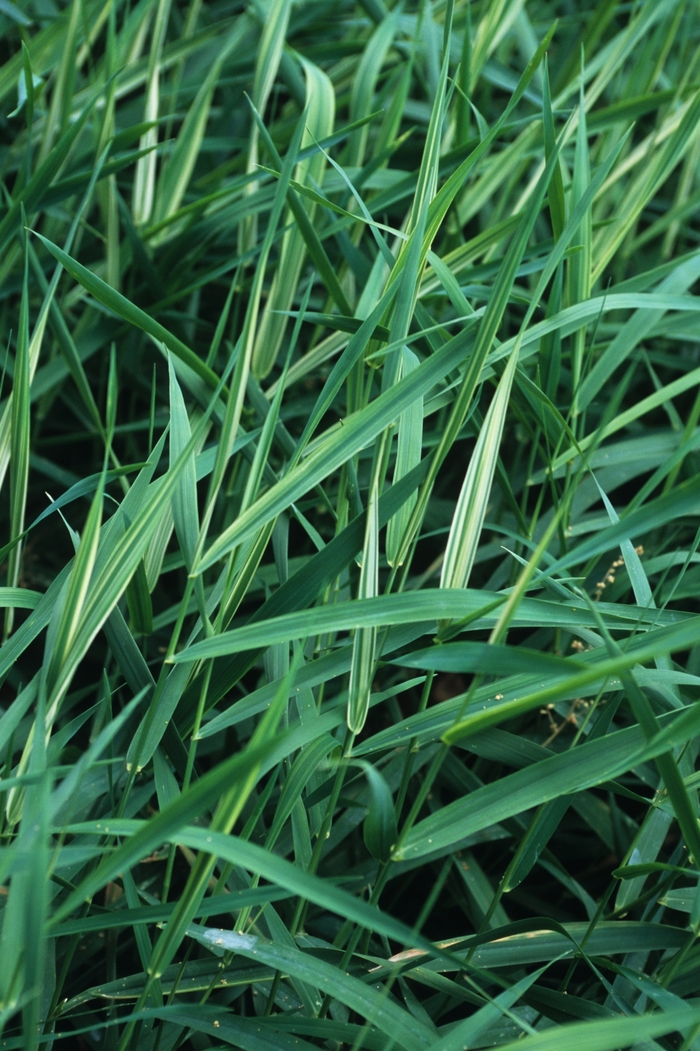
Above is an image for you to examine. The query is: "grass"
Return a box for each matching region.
[1,0,700,1047]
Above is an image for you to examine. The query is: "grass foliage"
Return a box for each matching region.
[2,0,700,1046]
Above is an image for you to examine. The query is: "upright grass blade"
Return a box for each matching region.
[568,79,592,414]
[347,476,379,734]
[386,347,422,567]
[439,348,518,606]
[167,354,199,570]
[37,0,81,161]
[347,11,398,169]
[43,463,106,711]
[239,0,292,255]
[5,221,30,639]
[132,0,172,225]
[252,56,335,378]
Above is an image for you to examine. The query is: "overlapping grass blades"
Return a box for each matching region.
[1,0,700,1048]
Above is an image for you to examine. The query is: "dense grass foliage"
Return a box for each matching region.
[2,0,700,1047]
